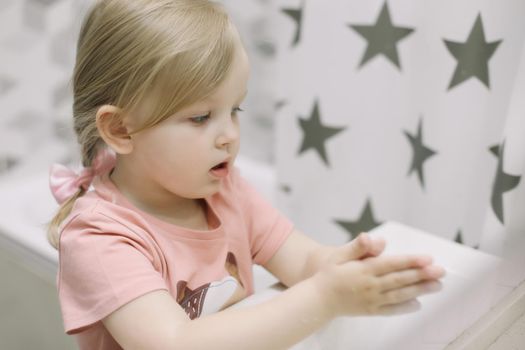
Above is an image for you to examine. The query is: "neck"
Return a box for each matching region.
[109,162,204,224]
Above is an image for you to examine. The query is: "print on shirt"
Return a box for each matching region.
[176,252,246,319]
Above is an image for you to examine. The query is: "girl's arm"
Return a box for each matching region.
[103,253,444,350]
[103,278,331,350]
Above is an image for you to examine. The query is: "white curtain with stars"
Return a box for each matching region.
[272,0,525,294]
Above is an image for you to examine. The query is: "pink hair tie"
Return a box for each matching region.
[49,148,116,204]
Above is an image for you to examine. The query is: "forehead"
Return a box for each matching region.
[203,44,250,104]
[128,31,250,123]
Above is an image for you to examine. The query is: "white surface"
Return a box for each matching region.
[234,222,505,350]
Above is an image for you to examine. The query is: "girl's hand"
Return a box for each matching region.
[313,254,445,317]
[326,233,386,264]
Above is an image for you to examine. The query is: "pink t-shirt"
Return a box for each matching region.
[57,167,293,349]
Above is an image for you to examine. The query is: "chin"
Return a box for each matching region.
[194,182,222,198]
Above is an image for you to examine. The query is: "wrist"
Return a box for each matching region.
[302,246,330,280]
[309,270,339,319]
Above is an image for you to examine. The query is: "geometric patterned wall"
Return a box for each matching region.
[274,0,525,290]
[0,0,86,178]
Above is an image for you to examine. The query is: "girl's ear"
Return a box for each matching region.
[96,105,133,154]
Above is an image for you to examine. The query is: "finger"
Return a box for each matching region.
[381,280,443,306]
[366,255,434,276]
[377,299,421,316]
[360,237,386,259]
[379,265,445,291]
[331,233,373,264]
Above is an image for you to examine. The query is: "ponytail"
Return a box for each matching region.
[47,188,86,250]
[46,147,116,250]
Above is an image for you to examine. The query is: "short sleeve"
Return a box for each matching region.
[57,210,168,334]
[230,169,294,265]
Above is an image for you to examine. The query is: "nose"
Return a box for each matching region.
[215,115,239,149]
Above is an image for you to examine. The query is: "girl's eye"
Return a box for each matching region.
[190,114,210,124]
[232,107,244,115]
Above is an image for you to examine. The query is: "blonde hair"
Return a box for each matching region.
[47,0,237,249]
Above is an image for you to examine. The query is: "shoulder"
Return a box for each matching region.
[57,194,166,283]
[58,193,154,251]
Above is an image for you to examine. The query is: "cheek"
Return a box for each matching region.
[143,128,208,167]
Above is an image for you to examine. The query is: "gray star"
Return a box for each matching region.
[274,99,288,111]
[444,14,502,90]
[489,144,500,158]
[298,100,346,167]
[348,2,414,70]
[455,229,480,249]
[491,142,521,224]
[454,230,463,244]
[282,1,304,47]
[335,199,382,241]
[0,155,19,175]
[404,118,437,189]
[279,184,292,194]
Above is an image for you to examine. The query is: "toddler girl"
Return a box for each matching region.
[48,0,445,349]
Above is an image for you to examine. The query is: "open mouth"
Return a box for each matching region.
[211,162,227,170]
[210,161,229,178]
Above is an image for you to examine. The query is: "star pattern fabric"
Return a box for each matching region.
[489,144,500,158]
[348,2,414,70]
[403,118,437,189]
[455,230,463,244]
[297,100,346,167]
[334,199,383,241]
[444,14,502,90]
[275,2,524,266]
[491,142,521,224]
[281,2,304,47]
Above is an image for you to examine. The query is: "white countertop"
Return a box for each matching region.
[233,222,511,350]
